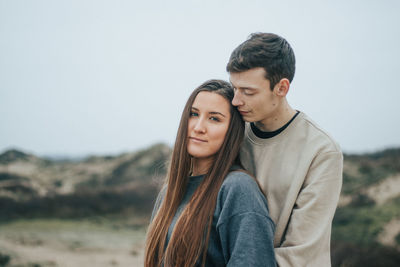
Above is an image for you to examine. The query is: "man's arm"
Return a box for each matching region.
[275,151,343,267]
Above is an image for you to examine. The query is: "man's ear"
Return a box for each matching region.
[273,78,290,97]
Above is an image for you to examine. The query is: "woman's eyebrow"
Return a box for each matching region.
[191,107,226,117]
[209,111,226,117]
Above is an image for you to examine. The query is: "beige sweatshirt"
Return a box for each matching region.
[240,112,343,267]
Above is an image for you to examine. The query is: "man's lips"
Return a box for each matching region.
[189,137,207,143]
[238,110,249,115]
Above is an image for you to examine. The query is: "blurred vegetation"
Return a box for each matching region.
[331,148,400,266]
[342,148,400,194]
[0,253,10,267]
[105,144,169,186]
[0,144,171,223]
[333,196,400,245]
[0,185,158,222]
[331,242,400,267]
[396,233,400,246]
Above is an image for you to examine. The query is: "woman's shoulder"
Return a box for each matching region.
[215,169,270,226]
[221,170,259,192]
[218,170,266,206]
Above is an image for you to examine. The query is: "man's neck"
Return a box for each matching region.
[254,103,296,132]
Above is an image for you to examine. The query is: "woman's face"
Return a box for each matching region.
[187,91,231,161]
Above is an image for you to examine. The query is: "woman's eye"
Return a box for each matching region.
[210,116,220,122]
[190,112,198,117]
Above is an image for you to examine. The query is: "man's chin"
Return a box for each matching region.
[240,115,256,123]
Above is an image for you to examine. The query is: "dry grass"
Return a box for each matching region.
[0,218,147,267]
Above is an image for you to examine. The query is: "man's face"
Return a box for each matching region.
[230,67,279,123]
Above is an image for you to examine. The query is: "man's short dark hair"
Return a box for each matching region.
[226,33,296,90]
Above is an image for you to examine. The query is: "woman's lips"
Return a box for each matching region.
[189,137,207,143]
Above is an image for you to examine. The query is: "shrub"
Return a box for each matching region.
[0,253,10,267]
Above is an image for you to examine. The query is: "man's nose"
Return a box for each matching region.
[232,91,243,106]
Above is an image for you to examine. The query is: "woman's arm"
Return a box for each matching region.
[216,172,276,267]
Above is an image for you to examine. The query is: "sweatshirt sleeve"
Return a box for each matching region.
[275,151,343,267]
[216,172,276,267]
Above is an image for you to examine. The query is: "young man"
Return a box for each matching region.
[227,33,343,267]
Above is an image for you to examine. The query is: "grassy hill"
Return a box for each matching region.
[331,148,400,266]
[0,144,170,221]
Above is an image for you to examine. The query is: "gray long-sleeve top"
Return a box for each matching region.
[151,170,276,267]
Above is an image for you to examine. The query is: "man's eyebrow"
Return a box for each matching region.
[230,84,256,91]
[239,86,256,90]
[229,79,256,90]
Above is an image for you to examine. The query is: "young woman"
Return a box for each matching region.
[144,80,276,267]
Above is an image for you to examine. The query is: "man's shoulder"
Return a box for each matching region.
[244,112,341,154]
[297,112,341,153]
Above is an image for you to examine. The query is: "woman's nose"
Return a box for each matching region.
[194,118,206,133]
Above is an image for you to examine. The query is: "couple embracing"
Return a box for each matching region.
[144,33,343,267]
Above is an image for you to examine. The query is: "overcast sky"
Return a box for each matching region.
[1,0,399,157]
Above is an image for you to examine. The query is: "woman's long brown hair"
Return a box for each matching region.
[144,80,245,267]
